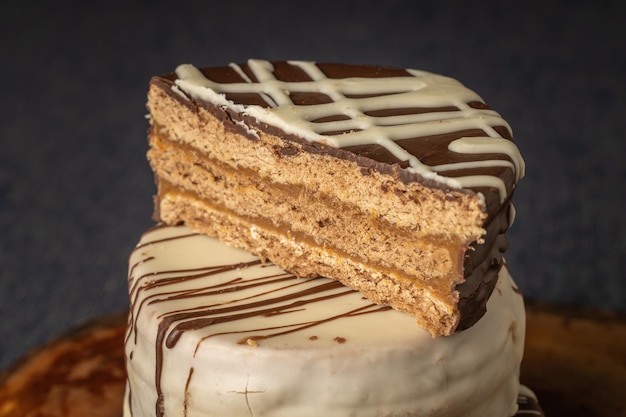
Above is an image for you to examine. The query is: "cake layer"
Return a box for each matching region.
[124,225,526,417]
[147,60,524,335]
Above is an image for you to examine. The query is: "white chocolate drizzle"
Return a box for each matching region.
[174,60,525,202]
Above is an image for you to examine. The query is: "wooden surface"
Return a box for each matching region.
[522,302,626,417]
[0,312,127,417]
[1,303,624,417]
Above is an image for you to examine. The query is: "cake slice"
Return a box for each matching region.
[146,59,524,336]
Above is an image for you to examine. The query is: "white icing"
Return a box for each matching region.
[170,84,190,101]
[124,225,525,417]
[448,137,525,180]
[173,60,525,201]
[448,136,526,202]
[452,175,508,203]
[233,119,260,138]
[509,203,517,227]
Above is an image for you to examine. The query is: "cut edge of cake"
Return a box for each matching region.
[145,60,524,336]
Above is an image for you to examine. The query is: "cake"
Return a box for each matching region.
[124,60,543,417]
[123,224,540,417]
[146,59,524,336]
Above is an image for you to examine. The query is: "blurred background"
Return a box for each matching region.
[1,0,624,370]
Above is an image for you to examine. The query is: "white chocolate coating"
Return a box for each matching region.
[174,60,525,203]
[124,225,525,417]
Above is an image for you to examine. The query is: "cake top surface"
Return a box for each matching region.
[162,59,524,207]
[127,225,525,351]
[129,225,434,350]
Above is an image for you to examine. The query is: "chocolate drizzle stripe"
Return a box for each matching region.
[160,280,350,348]
[131,264,262,346]
[233,303,390,346]
[183,367,194,417]
[133,230,198,251]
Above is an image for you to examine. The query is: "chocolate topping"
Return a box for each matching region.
[149,60,524,332]
[156,62,520,213]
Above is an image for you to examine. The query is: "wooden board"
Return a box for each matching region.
[0,313,127,417]
[522,302,626,417]
[1,303,624,417]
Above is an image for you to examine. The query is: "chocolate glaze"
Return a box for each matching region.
[150,61,522,332]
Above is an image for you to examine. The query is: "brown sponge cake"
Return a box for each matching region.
[146,60,524,336]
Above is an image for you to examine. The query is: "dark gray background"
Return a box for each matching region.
[1,0,624,370]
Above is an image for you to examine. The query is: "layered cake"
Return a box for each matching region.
[147,59,524,336]
[124,60,543,417]
[123,225,537,417]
